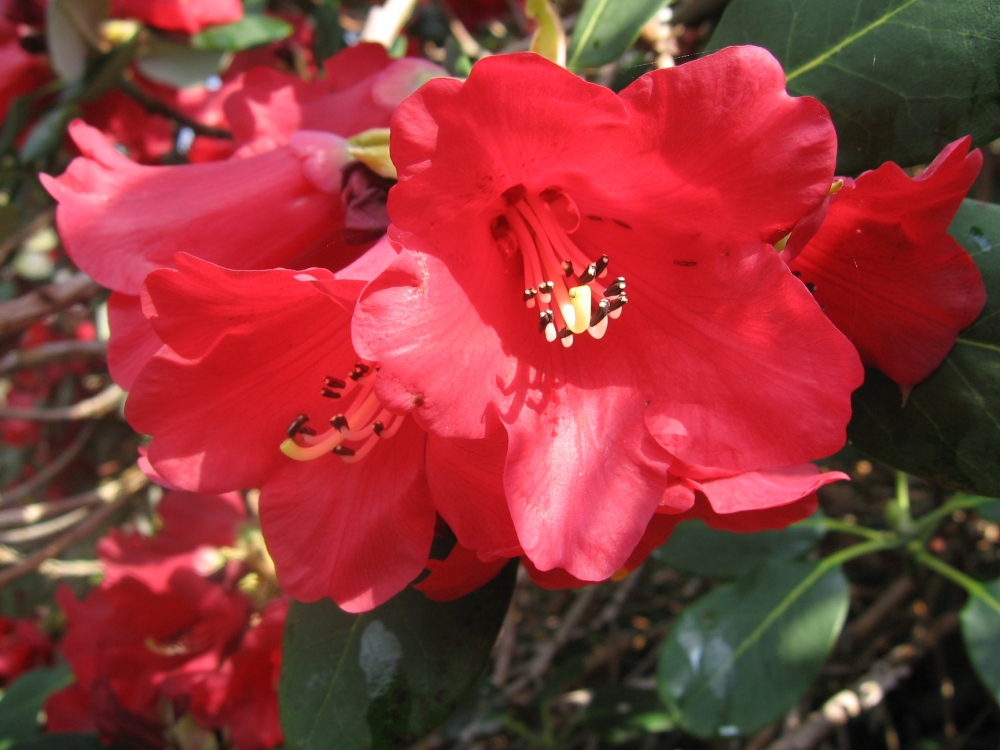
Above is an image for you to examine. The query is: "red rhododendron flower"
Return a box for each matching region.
[126,250,509,611]
[188,598,288,750]
[0,615,53,686]
[787,137,986,387]
[98,490,245,590]
[0,6,49,122]
[111,0,242,33]
[352,47,864,582]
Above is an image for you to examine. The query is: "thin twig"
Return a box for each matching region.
[0,209,54,267]
[0,339,106,376]
[118,79,233,140]
[0,507,90,544]
[766,615,960,750]
[0,383,124,420]
[0,422,96,506]
[0,272,100,339]
[37,558,103,578]
[590,564,645,632]
[506,585,600,696]
[0,465,147,589]
[843,576,917,649]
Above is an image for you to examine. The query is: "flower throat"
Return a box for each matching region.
[279,361,403,463]
[491,184,627,347]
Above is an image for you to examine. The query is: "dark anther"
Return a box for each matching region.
[502,184,527,205]
[609,294,629,312]
[613,219,632,229]
[286,414,310,439]
[605,280,626,297]
[538,310,554,332]
[562,260,574,277]
[587,215,604,221]
[558,327,573,339]
[320,388,341,399]
[373,421,385,436]
[540,281,554,294]
[594,255,610,276]
[673,260,697,267]
[523,288,538,301]
[330,414,349,431]
[805,282,816,293]
[791,270,802,277]
[578,262,598,284]
[299,425,316,436]
[324,376,346,389]
[350,362,371,381]
[590,300,611,328]
[332,445,356,457]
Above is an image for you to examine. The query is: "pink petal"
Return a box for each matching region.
[106,292,161,391]
[413,544,509,602]
[259,418,435,611]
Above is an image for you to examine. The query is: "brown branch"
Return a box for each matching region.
[0,466,148,589]
[766,614,960,750]
[0,383,124,421]
[0,422,96,506]
[0,209,55,267]
[843,576,917,648]
[0,507,91,544]
[118,78,233,140]
[0,272,101,339]
[0,339,106,376]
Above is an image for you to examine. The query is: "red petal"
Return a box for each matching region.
[684,463,847,515]
[259,419,436,612]
[128,257,363,492]
[413,544,509,602]
[43,122,347,295]
[425,431,521,561]
[106,292,161,391]
[790,138,985,386]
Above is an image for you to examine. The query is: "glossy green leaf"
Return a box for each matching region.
[280,563,517,750]
[46,0,109,81]
[709,0,1000,174]
[136,35,229,88]
[658,559,849,738]
[311,0,344,62]
[848,199,1000,496]
[959,579,1000,705]
[567,0,667,70]
[576,687,673,744]
[191,16,293,52]
[653,518,824,579]
[8,735,102,750]
[0,664,73,745]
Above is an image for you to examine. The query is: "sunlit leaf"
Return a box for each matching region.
[136,35,229,89]
[525,0,566,67]
[280,563,517,750]
[658,559,849,738]
[567,0,667,70]
[46,0,109,81]
[191,16,293,52]
[709,0,1000,174]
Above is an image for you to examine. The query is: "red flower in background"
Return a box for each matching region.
[0,0,50,122]
[111,0,242,33]
[0,616,53,686]
[353,47,864,582]
[787,137,985,388]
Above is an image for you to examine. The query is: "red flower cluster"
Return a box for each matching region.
[0,614,53,686]
[48,42,985,612]
[45,491,287,750]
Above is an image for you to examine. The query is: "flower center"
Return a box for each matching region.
[279,361,403,463]
[491,184,627,347]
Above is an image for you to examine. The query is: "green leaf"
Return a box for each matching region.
[8,735,102,750]
[653,518,824,579]
[19,104,79,164]
[960,579,1000,705]
[45,0,109,82]
[567,0,667,70]
[708,0,1000,175]
[311,0,344,62]
[136,35,229,88]
[0,664,73,744]
[658,559,849,738]
[280,563,517,750]
[576,687,673,744]
[191,16,294,52]
[525,0,566,67]
[848,199,1000,497]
